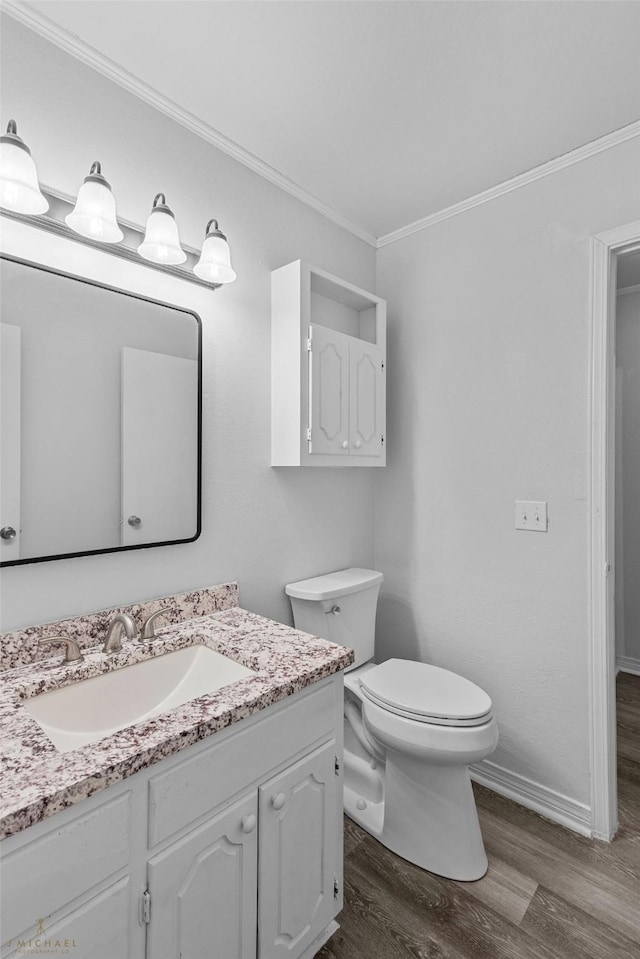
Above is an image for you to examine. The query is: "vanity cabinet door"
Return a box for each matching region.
[146,792,258,959]
[258,741,339,959]
[2,878,132,959]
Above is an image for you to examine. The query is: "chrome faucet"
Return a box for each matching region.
[102,613,139,653]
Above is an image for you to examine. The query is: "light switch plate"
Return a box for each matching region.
[515,500,548,531]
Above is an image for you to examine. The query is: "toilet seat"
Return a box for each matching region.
[359,659,493,728]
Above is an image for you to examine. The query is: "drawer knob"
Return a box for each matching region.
[271,792,286,810]
[241,814,256,833]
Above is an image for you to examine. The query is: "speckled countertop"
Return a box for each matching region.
[0,590,353,841]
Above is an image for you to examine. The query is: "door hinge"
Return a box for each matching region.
[334,755,341,776]
[334,878,340,899]
[141,889,151,924]
[605,561,612,576]
[381,435,384,445]
[306,427,312,442]
[306,337,313,352]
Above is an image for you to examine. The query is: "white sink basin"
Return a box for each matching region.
[24,645,257,753]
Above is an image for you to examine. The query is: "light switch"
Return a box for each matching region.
[515,500,548,531]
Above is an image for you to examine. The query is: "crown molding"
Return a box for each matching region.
[377,119,640,248]
[1,0,378,249]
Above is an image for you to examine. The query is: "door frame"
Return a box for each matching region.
[589,219,640,839]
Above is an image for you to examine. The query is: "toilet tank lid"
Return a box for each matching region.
[285,568,383,601]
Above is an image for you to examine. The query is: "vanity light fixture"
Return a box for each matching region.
[0,119,237,288]
[0,120,49,215]
[138,193,186,265]
[193,219,236,284]
[65,161,124,243]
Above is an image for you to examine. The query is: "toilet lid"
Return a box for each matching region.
[360,659,492,726]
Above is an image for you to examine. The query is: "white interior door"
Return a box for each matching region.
[309,324,349,456]
[1,323,21,561]
[349,338,384,458]
[121,347,198,546]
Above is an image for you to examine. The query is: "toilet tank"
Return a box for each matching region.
[285,568,383,671]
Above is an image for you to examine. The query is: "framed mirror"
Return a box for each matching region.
[0,253,202,566]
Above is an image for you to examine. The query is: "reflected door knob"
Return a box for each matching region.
[0,526,17,541]
[127,515,142,528]
[271,792,286,810]
[341,440,349,449]
[241,814,256,833]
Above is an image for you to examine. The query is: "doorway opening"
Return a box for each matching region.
[589,221,640,840]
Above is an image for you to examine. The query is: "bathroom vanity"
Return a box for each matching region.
[0,586,352,959]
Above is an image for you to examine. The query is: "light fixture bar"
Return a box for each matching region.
[0,184,221,290]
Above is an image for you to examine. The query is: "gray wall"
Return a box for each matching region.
[375,140,640,807]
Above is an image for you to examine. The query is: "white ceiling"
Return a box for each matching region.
[14,1,640,239]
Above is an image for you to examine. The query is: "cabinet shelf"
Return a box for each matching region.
[271,260,386,467]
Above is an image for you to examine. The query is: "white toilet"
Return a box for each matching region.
[285,568,498,881]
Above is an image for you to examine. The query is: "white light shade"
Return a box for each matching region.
[194,219,236,284]
[65,162,123,243]
[0,121,48,215]
[138,194,186,265]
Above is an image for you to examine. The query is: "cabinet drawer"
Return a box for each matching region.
[1,793,131,945]
[148,681,334,847]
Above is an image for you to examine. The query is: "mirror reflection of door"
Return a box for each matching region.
[121,348,198,546]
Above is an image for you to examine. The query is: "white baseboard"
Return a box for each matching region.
[617,655,640,677]
[470,759,592,837]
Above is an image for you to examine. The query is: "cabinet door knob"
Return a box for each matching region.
[241,814,256,833]
[271,792,286,810]
[341,440,349,449]
[354,440,362,449]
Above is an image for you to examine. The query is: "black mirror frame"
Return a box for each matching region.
[0,252,202,567]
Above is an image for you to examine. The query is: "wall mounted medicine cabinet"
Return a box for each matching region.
[271,260,386,467]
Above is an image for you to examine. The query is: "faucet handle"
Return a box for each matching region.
[141,606,172,640]
[39,635,84,664]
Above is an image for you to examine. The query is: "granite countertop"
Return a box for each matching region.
[0,607,353,840]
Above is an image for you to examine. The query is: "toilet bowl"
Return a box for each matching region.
[346,661,498,880]
[286,569,498,881]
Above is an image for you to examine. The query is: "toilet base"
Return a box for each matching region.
[343,746,489,881]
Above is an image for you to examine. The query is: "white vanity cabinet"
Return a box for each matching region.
[271,259,386,467]
[1,677,344,959]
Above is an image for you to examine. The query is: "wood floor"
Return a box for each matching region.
[318,672,640,959]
